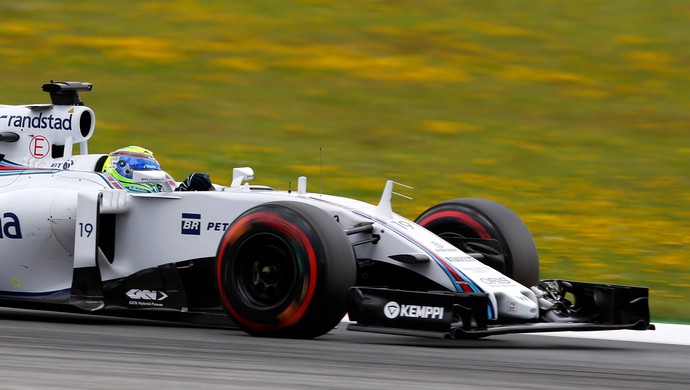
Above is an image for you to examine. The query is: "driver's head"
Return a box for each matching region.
[103,146,162,192]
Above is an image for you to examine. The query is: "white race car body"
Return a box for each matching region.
[0,82,651,339]
[0,165,536,319]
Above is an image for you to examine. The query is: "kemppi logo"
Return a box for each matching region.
[384,301,401,319]
[383,301,444,320]
[126,289,168,301]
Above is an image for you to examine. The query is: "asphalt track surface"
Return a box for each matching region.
[0,309,688,389]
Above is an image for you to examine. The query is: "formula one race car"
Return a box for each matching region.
[0,82,652,339]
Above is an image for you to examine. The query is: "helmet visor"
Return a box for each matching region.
[115,156,161,179]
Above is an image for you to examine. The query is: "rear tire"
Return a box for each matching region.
[416,198,539,287]
[216,201,356,338]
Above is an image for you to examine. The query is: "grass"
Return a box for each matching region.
[1,0,688,322]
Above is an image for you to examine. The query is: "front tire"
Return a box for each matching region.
[416,198,539,287]
[216,201,356,338]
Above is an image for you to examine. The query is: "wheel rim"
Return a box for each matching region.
[233,232,298,311]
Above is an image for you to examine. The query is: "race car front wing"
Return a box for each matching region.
[346,280,653,339]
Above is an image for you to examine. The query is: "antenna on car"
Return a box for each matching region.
[319,147,323,196]
[41,81,93,105]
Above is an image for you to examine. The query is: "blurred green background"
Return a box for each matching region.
[1,1,688,322]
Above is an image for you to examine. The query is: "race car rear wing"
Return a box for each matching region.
[347,281,652,339]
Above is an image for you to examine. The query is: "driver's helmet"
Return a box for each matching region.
[103,146,162,193]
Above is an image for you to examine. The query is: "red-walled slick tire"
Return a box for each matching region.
[216,201,356,338]
[416,198,539,287]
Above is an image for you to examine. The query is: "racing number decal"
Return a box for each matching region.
[389,219,414,230]
[78,222,94,237]
[73,192,100,270]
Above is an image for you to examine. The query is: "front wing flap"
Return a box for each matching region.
[346,280,653,339]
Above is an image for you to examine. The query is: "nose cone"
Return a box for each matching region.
[494,289,539,319]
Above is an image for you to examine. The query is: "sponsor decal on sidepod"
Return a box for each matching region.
[0,212,22,239]
[126,289,168,308]
[181,213,201,235]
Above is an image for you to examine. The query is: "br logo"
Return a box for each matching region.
[181,213,201,235]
